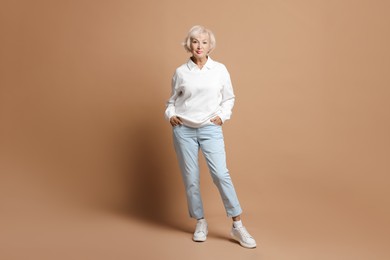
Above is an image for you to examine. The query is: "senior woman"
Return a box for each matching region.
[165,25,256,249]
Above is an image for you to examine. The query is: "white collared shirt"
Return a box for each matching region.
[165,57,235,128]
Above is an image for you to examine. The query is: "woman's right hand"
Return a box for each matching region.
[170,116,183,127]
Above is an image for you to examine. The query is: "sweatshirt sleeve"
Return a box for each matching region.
[164,71,180,120]
[218,66,235,123]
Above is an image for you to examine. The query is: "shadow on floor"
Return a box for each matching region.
[116,120,192,234]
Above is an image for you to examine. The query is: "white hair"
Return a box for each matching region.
[183,25,216,53]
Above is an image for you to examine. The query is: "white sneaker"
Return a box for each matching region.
[193,219,208,242]
[231,225,257,248]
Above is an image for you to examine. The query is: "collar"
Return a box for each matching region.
[187,56,216,71]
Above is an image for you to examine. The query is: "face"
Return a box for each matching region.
[190,33,211,59]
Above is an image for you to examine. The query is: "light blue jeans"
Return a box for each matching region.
[173,124,242,219]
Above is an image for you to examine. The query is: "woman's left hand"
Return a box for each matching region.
[210,116,223,126]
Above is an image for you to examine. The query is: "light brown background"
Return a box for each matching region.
[1,0,389,259]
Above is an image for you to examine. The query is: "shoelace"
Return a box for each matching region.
[237,226,253,239]
[195,222,207,234]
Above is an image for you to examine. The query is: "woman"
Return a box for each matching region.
[165,25,256,249]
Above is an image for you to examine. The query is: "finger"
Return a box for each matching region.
[171,117,179,126]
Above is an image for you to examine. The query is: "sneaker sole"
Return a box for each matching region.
[193,236,207,242]
[230,232,257,249]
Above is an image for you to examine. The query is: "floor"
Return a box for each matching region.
[1,189,389,260]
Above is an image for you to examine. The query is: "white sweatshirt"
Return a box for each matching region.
[165,57,235,128]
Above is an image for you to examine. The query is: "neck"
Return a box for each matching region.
[191,56,208,68]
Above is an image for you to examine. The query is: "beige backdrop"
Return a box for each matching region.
[1,0,389,259]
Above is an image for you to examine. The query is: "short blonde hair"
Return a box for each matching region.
[183,25,216,53]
